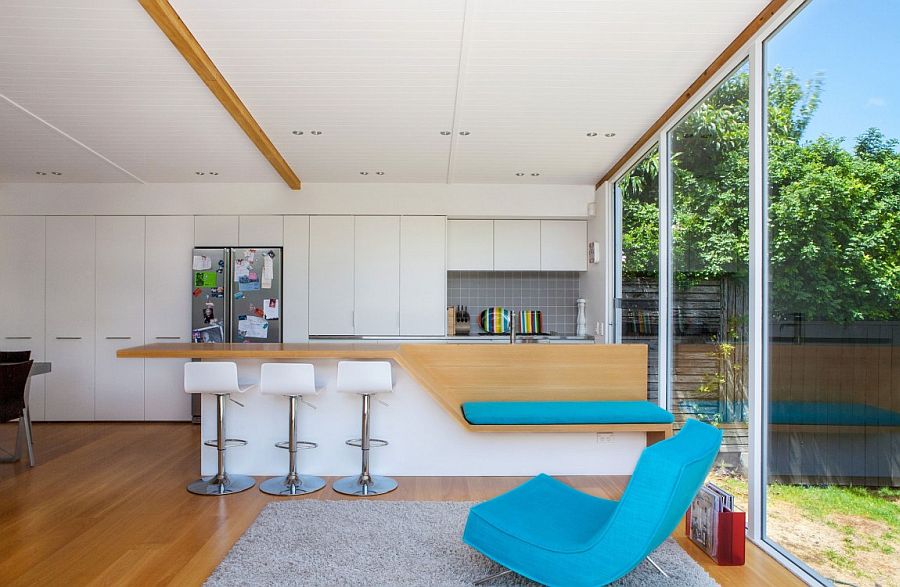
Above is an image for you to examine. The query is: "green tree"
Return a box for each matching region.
[618,65,900,322]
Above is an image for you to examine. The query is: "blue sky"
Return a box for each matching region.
[765,0,900,148]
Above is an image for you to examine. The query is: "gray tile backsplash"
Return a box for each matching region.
[447,271,581,335]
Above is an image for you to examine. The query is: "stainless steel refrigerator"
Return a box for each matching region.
[191,247,283,343]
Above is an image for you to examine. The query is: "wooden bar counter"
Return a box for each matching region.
[117,342,658,477]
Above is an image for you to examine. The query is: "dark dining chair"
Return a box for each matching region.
[0,360,36,466]
[0,350,31,363]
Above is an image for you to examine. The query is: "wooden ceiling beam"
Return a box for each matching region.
[594,0,790,190]
[139,0,301,190]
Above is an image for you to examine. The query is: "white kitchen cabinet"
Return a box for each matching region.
[541,220,587,271]
[144,215,193,420]
[239,215,284,246]
[194,215,239,246]
[400,216,446,335]
[95,216,145,420]
[45,216,95,421]
[308,216,355,335]
[493,220,541,270]
[0,216,47,420]
[354,216,400,335]
[282,216,310,342]
[447,220,493,270]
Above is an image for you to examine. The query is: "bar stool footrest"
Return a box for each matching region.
[203,438,248,449]
[274,440,318,450]
[345,438,388,448]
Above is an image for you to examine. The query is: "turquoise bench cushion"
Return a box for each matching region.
[461,401,674,425]
[770,401,900,427]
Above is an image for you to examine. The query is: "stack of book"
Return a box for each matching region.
[685,482,745,565]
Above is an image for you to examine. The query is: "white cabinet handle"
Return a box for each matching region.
[155,336,182,340]
[105,336,132,340]
[4,336,32,340]
[56,336,82,340]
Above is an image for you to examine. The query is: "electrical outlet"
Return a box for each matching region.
[596,432,614,444]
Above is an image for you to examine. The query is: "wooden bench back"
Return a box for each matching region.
[397,344,648,405]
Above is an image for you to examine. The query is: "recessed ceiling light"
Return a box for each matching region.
[586,132,598,137]
[440,131,451,136]
[291,130,304,135]
[604,132,616,137]
[458,131,470,136]
[375,171,384,176]
[515,172,525,176]
[208,171,219,176]
[310,130,323,135]
[35,171,47,175]
[51,171,62,176]
[195,171,205,176]
[531,173,541,177]
[360,171,369,175]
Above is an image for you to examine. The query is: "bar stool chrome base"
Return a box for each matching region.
[188,474,256,496]
[333,474,398,496]
[260,474,326,496]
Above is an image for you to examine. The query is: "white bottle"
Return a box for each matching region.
[576,298,586,337]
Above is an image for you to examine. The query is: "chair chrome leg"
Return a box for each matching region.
[646,556,670,578]
[22,406,35,467]
[0,417,25,463]
[260,395,325,496]
[333,393,397,496]
[474,568,513,585]
[188,393,254,496]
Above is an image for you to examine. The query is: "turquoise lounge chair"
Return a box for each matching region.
[463,419,723,586]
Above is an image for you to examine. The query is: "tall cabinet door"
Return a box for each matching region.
[45,216,96,421]
[95,216,145,420]
[400,216,446,335]
[0,216,47,420]
[145,216,194,420]
[282,216,309,342]
[354,216,400,335]
[308,216,354,335]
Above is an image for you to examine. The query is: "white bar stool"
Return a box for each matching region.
[258,363,326,496]
[332,361,398,496]
[184,362,255,496]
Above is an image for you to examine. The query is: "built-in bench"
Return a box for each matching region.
[462,400,674,445]
[395,343,674,445]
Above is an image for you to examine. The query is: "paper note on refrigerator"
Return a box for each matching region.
[262,255,274,289]
[264,298,279,320]
[234,258,250,282]
[194,271,217,287]
[192,255,212,270]
[238,316,268,339]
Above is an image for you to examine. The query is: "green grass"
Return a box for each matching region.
[767,484,900,531]
[709,472,900,582]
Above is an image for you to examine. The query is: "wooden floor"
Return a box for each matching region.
[0,422,803,587]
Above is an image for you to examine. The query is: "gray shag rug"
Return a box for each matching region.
[206,500,717,587]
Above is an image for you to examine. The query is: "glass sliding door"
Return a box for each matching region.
[668,63,752,499]
[614,146,660,403]
[763,1,900,585]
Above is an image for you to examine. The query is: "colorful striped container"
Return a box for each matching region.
[479,307,511,333]
[519,310,543,334]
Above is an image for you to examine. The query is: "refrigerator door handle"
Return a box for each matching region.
[225,248,232,343]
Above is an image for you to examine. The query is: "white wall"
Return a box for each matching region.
[0,182,594,218]
[579,182,612,342]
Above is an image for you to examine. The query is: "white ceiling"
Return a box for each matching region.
[0,0,766,186]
